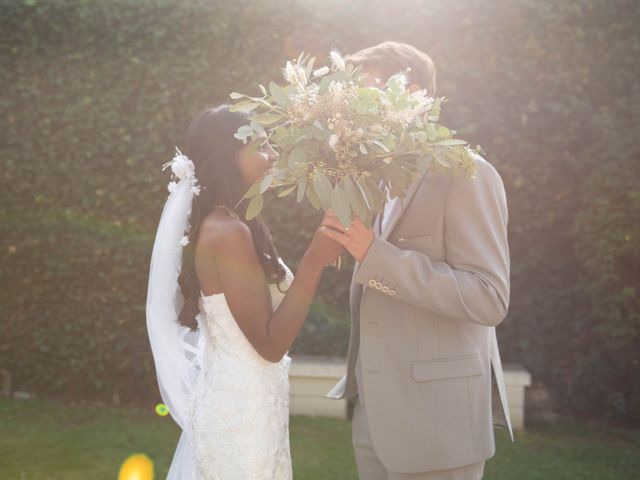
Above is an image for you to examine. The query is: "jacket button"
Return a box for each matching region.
[382,286,389,294]
[375,281,383,289]
[368,279,377,287]
[389,289,396,295]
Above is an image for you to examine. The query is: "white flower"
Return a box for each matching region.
[167,181,178,193]
[330,50,346,71]
[190,184,201,196]
[171,153,195,180]
[383,89,434,126]
[298,66,308,85]
[313,66,330,78]
[180,236,190,247]
[284,61,307,86]
[328,134,339,150]
[284,61,297,84]
[409,89,434,109]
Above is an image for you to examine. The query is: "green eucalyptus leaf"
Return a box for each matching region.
[428,97,442,121]
[306,181,322,209]
[288,146,307,168]
[436,126,450,138]
[249,113,283,125]
[364,176,385,213]
[275,154,289,169]
[435,152,451,168]
[368,140,390,153]
[297,175,307,202]
[259,174,273,193]
[343,176,368,221]
[312,171,334,210]
[250,120,265,135]
[245,194,264,220]
[242,180,262,199]
[277,184,297,197]
[355,177,373,210]
[229,101,260,112]
[331,183,352,227]
[304,56,316,80]
[438,139,467,146]
[269,81,289,105]
[318,73,335,94]
[234,125,254,141]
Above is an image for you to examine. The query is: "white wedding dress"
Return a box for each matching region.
[186,257,294,480]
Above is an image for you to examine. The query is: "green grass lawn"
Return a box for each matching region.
[1,396,638,479]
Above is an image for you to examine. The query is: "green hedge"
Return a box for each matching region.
[1,0,638,424]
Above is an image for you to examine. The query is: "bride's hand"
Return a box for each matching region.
[303,224,346,269]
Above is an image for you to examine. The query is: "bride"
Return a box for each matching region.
[146,104,344,479]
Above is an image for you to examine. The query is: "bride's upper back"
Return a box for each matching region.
[192,207,294,364]
[195,208,248,297]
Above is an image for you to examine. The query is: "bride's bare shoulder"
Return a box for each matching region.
[199,208,252,252]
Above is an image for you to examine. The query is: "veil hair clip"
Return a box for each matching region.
[162,147,204,247]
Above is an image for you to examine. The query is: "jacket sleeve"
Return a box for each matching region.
[353,157,510,327]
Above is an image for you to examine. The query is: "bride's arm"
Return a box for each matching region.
[203,218,342,363]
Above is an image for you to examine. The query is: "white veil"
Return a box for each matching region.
[146,149,205,479]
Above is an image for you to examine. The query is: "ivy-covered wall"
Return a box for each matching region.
[1,0,638,423]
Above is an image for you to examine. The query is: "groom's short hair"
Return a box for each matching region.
[345,41,437,96]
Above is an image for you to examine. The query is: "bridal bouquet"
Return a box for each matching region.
[230,51,480,227]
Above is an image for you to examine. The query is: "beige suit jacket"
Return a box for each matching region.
[326,153,514,474]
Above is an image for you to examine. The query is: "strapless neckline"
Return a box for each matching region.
[200,290,224,299]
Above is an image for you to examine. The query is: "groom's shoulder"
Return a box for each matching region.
[469,152,503,181]
[450,152,505,190]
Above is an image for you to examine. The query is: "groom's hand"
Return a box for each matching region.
[321,210,375,262]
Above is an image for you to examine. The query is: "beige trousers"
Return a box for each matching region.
[352,398,486,480]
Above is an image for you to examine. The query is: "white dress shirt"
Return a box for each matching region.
[380,186,401,236]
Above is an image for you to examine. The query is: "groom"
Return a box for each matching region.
[322,41,513,480]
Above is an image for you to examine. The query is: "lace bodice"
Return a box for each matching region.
[187,257,294,479]
[197,257,293,365]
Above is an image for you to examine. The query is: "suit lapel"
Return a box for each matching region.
[381,169,430,242]
[352,169,429,274]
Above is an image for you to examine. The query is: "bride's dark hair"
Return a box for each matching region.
[177,104,286,331]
